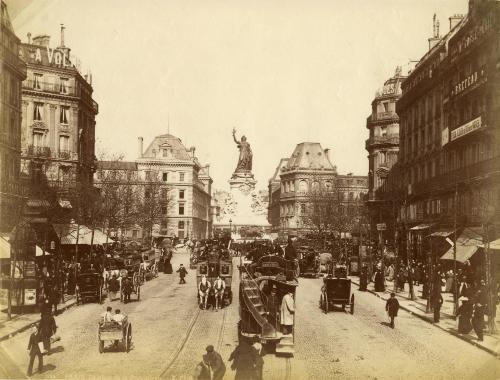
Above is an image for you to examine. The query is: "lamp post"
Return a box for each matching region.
[229,219,232,240]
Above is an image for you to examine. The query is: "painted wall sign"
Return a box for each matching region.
[34,46,70,67]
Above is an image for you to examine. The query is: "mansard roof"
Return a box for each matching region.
[284,142,335,171]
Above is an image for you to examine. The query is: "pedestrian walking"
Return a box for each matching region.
[205,345,226,380]
[39,308,57,353]
[252,337,264,380]
[385,292,400,328]
[472,302,485,341]
[359,265,368,291]
[432,291,443,323]
[228,340,257,380]
[122,277,133,303]
[177,264,188,284]
[27,325,43,377]
[374,266,385,292]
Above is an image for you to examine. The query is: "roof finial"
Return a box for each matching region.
[60,24,65,47]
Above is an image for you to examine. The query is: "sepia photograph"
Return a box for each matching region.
[0,0,499,379]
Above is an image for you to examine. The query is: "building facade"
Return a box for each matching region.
[19,26,98,206]
[365,67,406,241]
[268,142,367,236]
[394,1,499,263]
[0,1,27,233]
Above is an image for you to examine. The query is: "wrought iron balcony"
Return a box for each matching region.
[26,145,51,158]
[23,80,76,96]
[58,150,74,160]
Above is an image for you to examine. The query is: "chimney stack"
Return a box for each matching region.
[27,32,31,44]
[138,137,143,158]
[32,34,50,47]
[324,148,330,161]
[428,14,441,50]
[60,24,65,46]
[190,146,196,158]
[449,14,464,30]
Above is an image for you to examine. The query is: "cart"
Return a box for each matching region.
[320,277,354,314]
[97,319,132,353]
[76,272,103,304]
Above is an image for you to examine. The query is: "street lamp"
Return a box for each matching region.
[229,219,232,240]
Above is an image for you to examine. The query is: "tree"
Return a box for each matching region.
[138,171,172,245]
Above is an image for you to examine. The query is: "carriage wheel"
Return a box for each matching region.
[350,294,355,315]
[99,339,104,353]
[125,325,132,353]
[324,294,329,314]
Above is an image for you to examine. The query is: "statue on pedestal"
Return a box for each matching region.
[232,128,252,172]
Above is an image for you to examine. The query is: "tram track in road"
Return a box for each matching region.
[159,304,229,379]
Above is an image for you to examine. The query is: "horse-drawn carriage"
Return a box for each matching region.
[196,251,233,309]
[76,271,103,304]
[298,246,321,278]
[319,267,355,314]
[97,318,132,353]
[120,254,142,302]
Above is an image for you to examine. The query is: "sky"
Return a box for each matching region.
[8,0,468,190]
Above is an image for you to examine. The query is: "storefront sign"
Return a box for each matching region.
[376,223,387,231]
[452,71,481,96]
[451,117,482,141]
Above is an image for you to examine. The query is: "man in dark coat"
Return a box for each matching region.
[27,325,43,376]
[284,239,297,261]
[385,292,400,328]
[265,285,280,327]
[176,264,188,284]
[472,302,485,341]
[39,309,56,352]
[457,298,473,334]
[374,267,385,292]
[432,291,443,323]
[359,265,368,291]
[228,340,257,380]
[205,345,226,380]
[122,277,133,303]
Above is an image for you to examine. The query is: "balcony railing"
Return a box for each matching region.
[412,156,500,195]
[57,150,77,160]
[26,145,51,158]
[23,80,76,96]
[365,135,399,149]
[0,180,27,197]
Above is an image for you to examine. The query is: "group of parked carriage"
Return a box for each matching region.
[75,250,159,305]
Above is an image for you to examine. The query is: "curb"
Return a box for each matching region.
[0,297,77,343]
[350,278,500,359]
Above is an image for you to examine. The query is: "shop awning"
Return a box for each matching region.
[410,224,433,231]
[440,228,483,263]
[440,245,479,263]
[53,224,113,245]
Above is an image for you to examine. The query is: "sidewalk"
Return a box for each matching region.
[350,276,500,357]
[0,295,77,343]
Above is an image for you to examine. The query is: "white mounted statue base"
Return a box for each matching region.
[215,171,270,229]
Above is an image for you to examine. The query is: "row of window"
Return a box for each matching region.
[32,102,70,124]
[146,171,185,182]
[32,132,70,152]
[32,73,70,94]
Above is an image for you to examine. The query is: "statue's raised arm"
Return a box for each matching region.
[232,128,240,144]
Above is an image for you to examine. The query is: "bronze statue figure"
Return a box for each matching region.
[232,128,252,172]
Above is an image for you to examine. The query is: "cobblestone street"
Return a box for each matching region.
[0,249,497,379]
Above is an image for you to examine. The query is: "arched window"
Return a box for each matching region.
[299,180,308,193]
